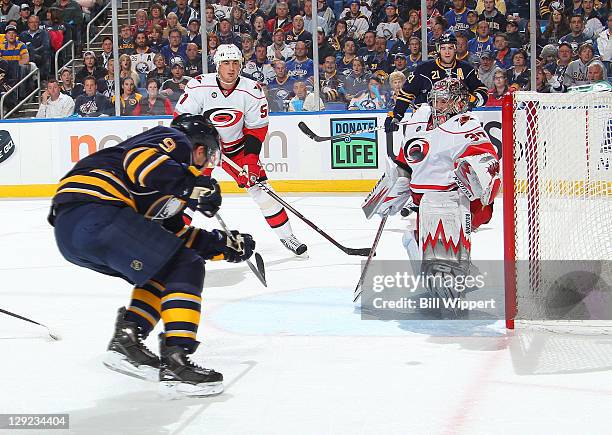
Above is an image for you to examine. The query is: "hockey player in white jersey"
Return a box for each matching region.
[174,44,307,255]
[364,77,500,300]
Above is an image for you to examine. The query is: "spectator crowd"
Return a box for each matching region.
[0,0,602,117]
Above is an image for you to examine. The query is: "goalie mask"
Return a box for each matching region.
[428,77,469,128]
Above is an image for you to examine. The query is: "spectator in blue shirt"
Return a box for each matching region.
[468,19,495,59]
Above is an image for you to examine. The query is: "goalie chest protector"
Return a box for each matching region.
[396,105,496,194]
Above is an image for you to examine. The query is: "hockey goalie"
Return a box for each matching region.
[363,77,500,302]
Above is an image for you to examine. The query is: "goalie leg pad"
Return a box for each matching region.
[362,157,411,219]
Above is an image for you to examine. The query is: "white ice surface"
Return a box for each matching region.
[1,195,612,435]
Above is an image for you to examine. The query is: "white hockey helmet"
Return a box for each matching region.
[213,44,243,69]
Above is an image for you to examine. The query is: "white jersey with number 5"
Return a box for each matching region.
[174,73,269,156]
[395,104,497,194]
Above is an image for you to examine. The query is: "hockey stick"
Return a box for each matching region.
[352,214,389,302]
[221,155,371,257]
[298,120,411,143]
[214,212,267,287]
[0,308,61,340]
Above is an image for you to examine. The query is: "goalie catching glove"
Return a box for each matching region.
[453,154,500,206]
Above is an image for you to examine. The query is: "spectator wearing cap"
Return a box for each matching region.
[183,42,201,77]
[267,29,294,62]
[241,34,255,63]
[161,28,187,66]
[163,12,187,39]
[560,14,598,55]
[0,0,21,25]
[59,67,83,98]
[477,50,497,89]
[266,1,292,34]
[596,12,612,62]
[505,14,522,48]
[464,9,479,40]
[242,42,275,84]
[141,78,172,115]
[493,32,515,69]
[251,14,272,46]
[406,35,423,72]
[340,0,369,41]
[16,3,30,33]
[390,52,410,76]
[564,42,598,86]
[160,57,189,104]
[184,17,202,49]
[479,0,506,34]
[118,24,135,55]
[20,15,50,79]
[316,27,335,65]
[286,40,314,81]
[544,41,573,87]
[468,19,495,59]
[288,80,324,112]
[36,77,74,117]
[168,0,196,28]
[0,24,29,65]
[543,5,571,45]
[286,15,312,50]
[147,53,171,86]
[582,0,604,39]
[130,9,149,36]
[507,49,530,90]
[376,3,402,41]
[485,67,511,106]
[73,75,113,117]
[444,0,471,35]
[456,32,478,66]
[218,18,241,47]
[267,60,295,111]
[348,76,387,110]
[75,50,106,84]
[230,6,252,35]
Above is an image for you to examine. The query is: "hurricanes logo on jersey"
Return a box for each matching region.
[403,138,430,164]
[203,108,244,128]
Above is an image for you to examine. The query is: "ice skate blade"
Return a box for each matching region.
[159,381,224,399]
[103,351,159,382]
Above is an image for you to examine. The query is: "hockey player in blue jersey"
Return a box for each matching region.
[49,114,255,398]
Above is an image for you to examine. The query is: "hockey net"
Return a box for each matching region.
[502,91,612,333]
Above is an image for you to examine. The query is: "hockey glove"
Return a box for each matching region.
[384,112,401,133]
[453,154,501,206]
[196,179,221,218]
[219,230,256,263]
[236,153,261,188]
[190,175,217,199]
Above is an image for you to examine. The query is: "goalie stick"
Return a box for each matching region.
[0,308,61,340]
[353,214,389,302]
[214,212,267,287]
[221,155,371,257]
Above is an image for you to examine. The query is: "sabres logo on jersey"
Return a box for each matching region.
[203,108,244,128]
[403,138,429,164]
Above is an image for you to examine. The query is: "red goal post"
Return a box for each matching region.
[502,91,612,332]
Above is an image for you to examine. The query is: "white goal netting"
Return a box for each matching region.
[506,91,612,333]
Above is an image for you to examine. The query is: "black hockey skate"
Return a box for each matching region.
[280,234,308,256]
[158,333,224,399]
[102,307,160,382]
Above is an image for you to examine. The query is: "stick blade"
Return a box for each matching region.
[297,121,327,142]
[345,247,372,257]
[254,253,266,281]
